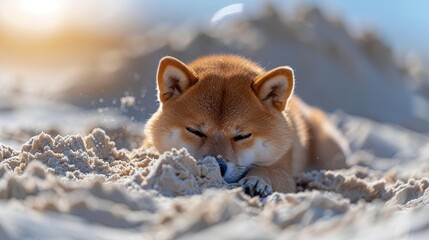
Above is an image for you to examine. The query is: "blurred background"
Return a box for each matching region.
[1,0,429,149]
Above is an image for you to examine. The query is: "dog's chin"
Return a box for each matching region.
[223,167,250,183]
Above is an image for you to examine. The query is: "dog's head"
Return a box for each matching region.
[145,55,295,182]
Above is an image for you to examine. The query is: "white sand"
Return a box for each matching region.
[0,114,428,239]
[1,4,428,239]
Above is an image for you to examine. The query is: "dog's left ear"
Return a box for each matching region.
[156,56,198,103]
[252,66,295,111]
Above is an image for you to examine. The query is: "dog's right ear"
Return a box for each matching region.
[156,56,197,103]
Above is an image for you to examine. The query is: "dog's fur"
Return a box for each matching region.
[144,55,349,197]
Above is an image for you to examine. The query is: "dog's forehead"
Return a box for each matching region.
[187,56,262,119]
[190,76,258,125]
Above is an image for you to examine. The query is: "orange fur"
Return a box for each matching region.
[144,54,349,195]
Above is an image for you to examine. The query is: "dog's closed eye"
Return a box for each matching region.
[186,127,206,138]
[233,133,252,142]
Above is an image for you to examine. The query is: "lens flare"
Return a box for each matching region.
[211,3,244,24]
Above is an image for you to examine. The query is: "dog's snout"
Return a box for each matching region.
[216,157,227,176]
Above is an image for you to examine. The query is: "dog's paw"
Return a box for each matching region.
[239,176,272,198]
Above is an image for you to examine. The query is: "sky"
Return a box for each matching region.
[0,0,428,63]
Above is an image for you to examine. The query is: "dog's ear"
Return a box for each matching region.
[252,66,295,111]
[156,56,197,103]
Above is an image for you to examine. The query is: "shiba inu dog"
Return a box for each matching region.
[144,55,349,197]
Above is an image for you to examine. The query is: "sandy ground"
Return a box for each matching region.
[0,109,428,240]
[1,5,429,239]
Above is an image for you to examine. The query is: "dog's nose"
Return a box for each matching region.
[216,157,227,176]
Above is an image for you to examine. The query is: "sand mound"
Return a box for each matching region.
[143,150,227,196]
[0,128,228,197]
[0,127,429,239]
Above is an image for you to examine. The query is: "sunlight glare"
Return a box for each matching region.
[0,0,69,35]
